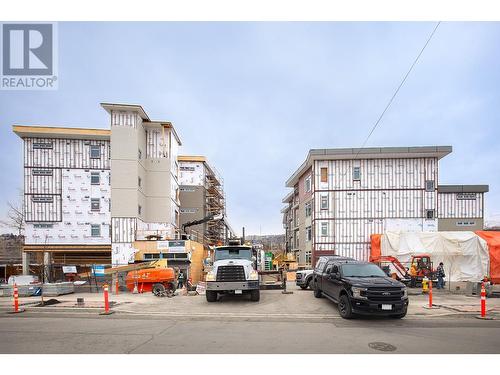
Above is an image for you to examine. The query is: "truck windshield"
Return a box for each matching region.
[215,248,252,261]
[341,263,387,277]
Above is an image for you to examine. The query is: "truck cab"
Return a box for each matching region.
[205,245,260,302]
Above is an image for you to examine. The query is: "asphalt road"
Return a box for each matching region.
[1,312,500,354]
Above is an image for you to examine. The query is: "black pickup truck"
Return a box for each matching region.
[313,256,409,319]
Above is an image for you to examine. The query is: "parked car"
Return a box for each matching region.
[295,269,314,289]
[312,256,409,319]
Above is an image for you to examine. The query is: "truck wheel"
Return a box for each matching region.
[313,284,322,298]
[338,294,354,319]
[391,306,408,319]
[152,283,166,297]
[306,278,312,289]
[250,289,260,302]
[206,290,218,302]
[299,285,308,290]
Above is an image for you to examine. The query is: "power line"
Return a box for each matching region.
[353,21,441,160]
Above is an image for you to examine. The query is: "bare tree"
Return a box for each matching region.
[0,190,24,236]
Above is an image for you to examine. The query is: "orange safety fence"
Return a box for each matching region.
[475,231,500,284]
[370,234,382,261]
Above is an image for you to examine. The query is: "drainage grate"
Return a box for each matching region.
[368,342,397,352]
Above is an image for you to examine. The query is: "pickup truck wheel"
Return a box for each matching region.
[250,289,260,302]
[313,285,322,298]
[338,294,354,319]
[206,290,218,302]
[390,307,408,319]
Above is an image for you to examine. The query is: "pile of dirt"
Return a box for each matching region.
[36,299,60,307]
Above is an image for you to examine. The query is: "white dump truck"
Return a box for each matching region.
[205,244,260,302]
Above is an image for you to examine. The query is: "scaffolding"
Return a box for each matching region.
[205,165,226,245]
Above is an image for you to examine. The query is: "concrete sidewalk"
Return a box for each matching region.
[1,283,498,319]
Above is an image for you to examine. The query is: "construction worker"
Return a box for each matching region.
[177,270,185,289]
[436,262,446,289]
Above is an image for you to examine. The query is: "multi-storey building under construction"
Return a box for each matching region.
[12,103,232,275]
[282,146,489,267]
[178,155,234,245]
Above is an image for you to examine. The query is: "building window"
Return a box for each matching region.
[320,195,329,210]
[32,169,53,176]
[33,142,53,150]
[305,202,312,217]
[457,221,476,227]
[32,196,53,203]
[306,226,312,241]
[34,223,53,229]
[90,145,101,159]
[305,175,311,192]
[91,172,100,185]
[321,222,328,237]
[425,209,435,220]
[91,224,101,237]
[138,148,142,159]
[425,180,435,192]
[138,176,142,188]
[353,166,361,181]
[91,198,100,211]
[138,205,142,215]
[305,251,312,265]
[320,167,328,183]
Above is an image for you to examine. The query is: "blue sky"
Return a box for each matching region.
[1,22,499,234]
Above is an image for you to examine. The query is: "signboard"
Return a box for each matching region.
[91,265,105,276]
[157,241,169,250]
[156,240,186,253]
[62,266,77,274]
[196,281,206,295]
[168,241,186,253]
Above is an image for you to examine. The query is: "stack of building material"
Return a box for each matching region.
[0,284,42,297]
[42,282,75,296]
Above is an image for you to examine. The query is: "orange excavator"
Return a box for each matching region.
[370,254,436,287]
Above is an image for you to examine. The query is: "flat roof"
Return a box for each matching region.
[100,102,150,121]
[100,103,182,145]
[178,155,206,163]
[281,191,294,203]
[178,155,221,183]
[438,185,489,193]
[12,125,110,140]
[286,146,453,187]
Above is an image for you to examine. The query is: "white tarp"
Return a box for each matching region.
[381,231,489,282]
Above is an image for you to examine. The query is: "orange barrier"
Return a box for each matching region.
[429,280,433,308]
[481,282,486,318]
[370,234,382,261]
[99,284,113,315]
[475,231,500,284]
[13,283,19,312]
[104,284,109,313]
